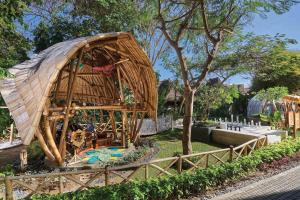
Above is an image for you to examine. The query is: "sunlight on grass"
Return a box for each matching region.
[150,128,224,159]
[132,128,225,180]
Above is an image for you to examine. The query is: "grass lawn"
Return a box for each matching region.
[148,128,225,159]
[130,128,225,180]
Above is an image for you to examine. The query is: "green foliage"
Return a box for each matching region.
[260,110,282,128]
[251,51,300,93]
[256,86,289,102]
[32,0,142,52]
[0,96,12,137]
[0,0,30,77]
[31,138,300,200]
[27,140,44,161]
[0,164,15,176]
[107,145,150,167]
[194,85,239,120]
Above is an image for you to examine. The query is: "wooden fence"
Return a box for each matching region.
[0,136,267,200]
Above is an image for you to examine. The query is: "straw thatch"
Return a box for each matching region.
[0,32,157,149]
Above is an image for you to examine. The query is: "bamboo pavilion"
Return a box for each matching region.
[0,32,157,166]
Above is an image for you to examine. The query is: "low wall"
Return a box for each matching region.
[139,115,173,135]
[211,129,260,146]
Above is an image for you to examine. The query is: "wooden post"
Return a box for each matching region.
[9,123,14,144]
[229,145,234,162]
[105,166,109,186]
[264,135,268,146]
[205,154,209,168]
[59,48,84,159]
[293,110,297,138]
[177,156,182,173]
[145,164,149,180]
[244,145,248,156]
[20,149,27,171]
[5,176,13,200]
[59,176,64,193]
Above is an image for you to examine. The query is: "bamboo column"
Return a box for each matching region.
[58,48,84,160]
[109,111,117,139]
[117,65,127,147]
[36,127,55,161]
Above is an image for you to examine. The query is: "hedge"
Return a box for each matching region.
[31,138,300,200]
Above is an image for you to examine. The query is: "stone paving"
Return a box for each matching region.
[212,165,300,200]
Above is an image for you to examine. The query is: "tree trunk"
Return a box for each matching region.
[182,87,195,155]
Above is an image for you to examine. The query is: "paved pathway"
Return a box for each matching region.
[212,165,300,200]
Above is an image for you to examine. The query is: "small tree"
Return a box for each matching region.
[194,85,239,121]
[156,0,298,154]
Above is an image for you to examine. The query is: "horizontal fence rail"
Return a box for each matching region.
[0,136,268,199]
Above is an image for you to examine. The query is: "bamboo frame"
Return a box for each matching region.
[59,48,84,159]
[1,32,157,166]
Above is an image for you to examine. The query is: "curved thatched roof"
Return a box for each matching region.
[0,32,157,145]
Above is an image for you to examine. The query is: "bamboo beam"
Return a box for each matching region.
[59,48,84,159]
[49,105,147,112]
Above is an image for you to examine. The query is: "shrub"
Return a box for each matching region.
[31,138,300,200]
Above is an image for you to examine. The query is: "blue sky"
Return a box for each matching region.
[157,4,300,87]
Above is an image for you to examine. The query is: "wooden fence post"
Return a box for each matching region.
[20,149,27,171]
[205,154,209,168]
[105,166,109,186]
[264,135,268,146]
[145,164,149,180]
[59,176,64,193]
[5,176,13,200]
[229,145,234,162]
[177,156,182,173]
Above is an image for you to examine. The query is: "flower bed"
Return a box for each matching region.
[30,138,300,200]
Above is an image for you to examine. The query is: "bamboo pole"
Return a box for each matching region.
[133,112,145,144]
[59,48,84,159]
[36,127,55,161]
[44,116,63,165]
[109,111,117,139]
[105,166,109,186]
[9,123,13,144]
[48,105,147,112]
[229,145,234,162]
[177,156,182,173]
[122,111,127,147]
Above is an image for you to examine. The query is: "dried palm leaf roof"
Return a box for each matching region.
[0,32,157,145]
